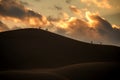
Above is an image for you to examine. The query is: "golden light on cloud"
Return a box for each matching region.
[0,0,51,29]
[29,18,37,26]
[69,5,82,15]
[50,13,85,30]
[0,16,21,23]
[56,21,69,29]
[49,7,102,30]
[112,24,120,29]
[85,11,99,28]
[0,15,50,28]
[61,12,69,20]
[26,16,50,27]
[81,0,112,8]
[69,5,83,18]
[51,19,69,29]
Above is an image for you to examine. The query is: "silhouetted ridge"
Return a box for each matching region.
[0,28,119,70]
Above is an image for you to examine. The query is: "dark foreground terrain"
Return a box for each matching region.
[0,28,120,80]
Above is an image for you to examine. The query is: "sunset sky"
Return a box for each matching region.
[0,0,120,46]
[19,0,120,25]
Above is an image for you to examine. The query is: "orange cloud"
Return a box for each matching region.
[85,11,99,28]
[112,24,120,29]
[50,10,120,46]
[81,0,112,8]
[69,5,84,18]
[69,5,82,15]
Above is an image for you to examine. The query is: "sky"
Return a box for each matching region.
[19,0,120,25]
[0,0,120,46]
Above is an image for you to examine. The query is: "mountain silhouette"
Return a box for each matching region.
[0,28,119,80]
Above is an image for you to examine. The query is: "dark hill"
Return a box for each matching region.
[0,28,119,70]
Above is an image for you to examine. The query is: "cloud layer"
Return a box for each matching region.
[0,0,49,28]
[50,11,120,46]
[81,0,111,8]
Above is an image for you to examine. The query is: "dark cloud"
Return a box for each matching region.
[0,0,25,18]
[54,5,62,11]
[0,0,42,19]
[0,0,49,27]
[65,0,72,4]
[94,16,120,44]
[47,16,60,22]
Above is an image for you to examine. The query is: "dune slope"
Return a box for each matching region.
[0,28,119,70]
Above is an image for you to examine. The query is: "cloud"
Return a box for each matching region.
[0,0,49,27]
[0,0,26,18]
[69,5,82,14]
[69,5,84,18]
[65,0,72,4]
[88,13,120,44]
[54,5,62,11]
[50,11,120,46]
[19,1,29,6]
[0,21,9,32]
[81,0,112,8]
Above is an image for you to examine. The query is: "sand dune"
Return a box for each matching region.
[0,28,119,80]
[0,62,119,80]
